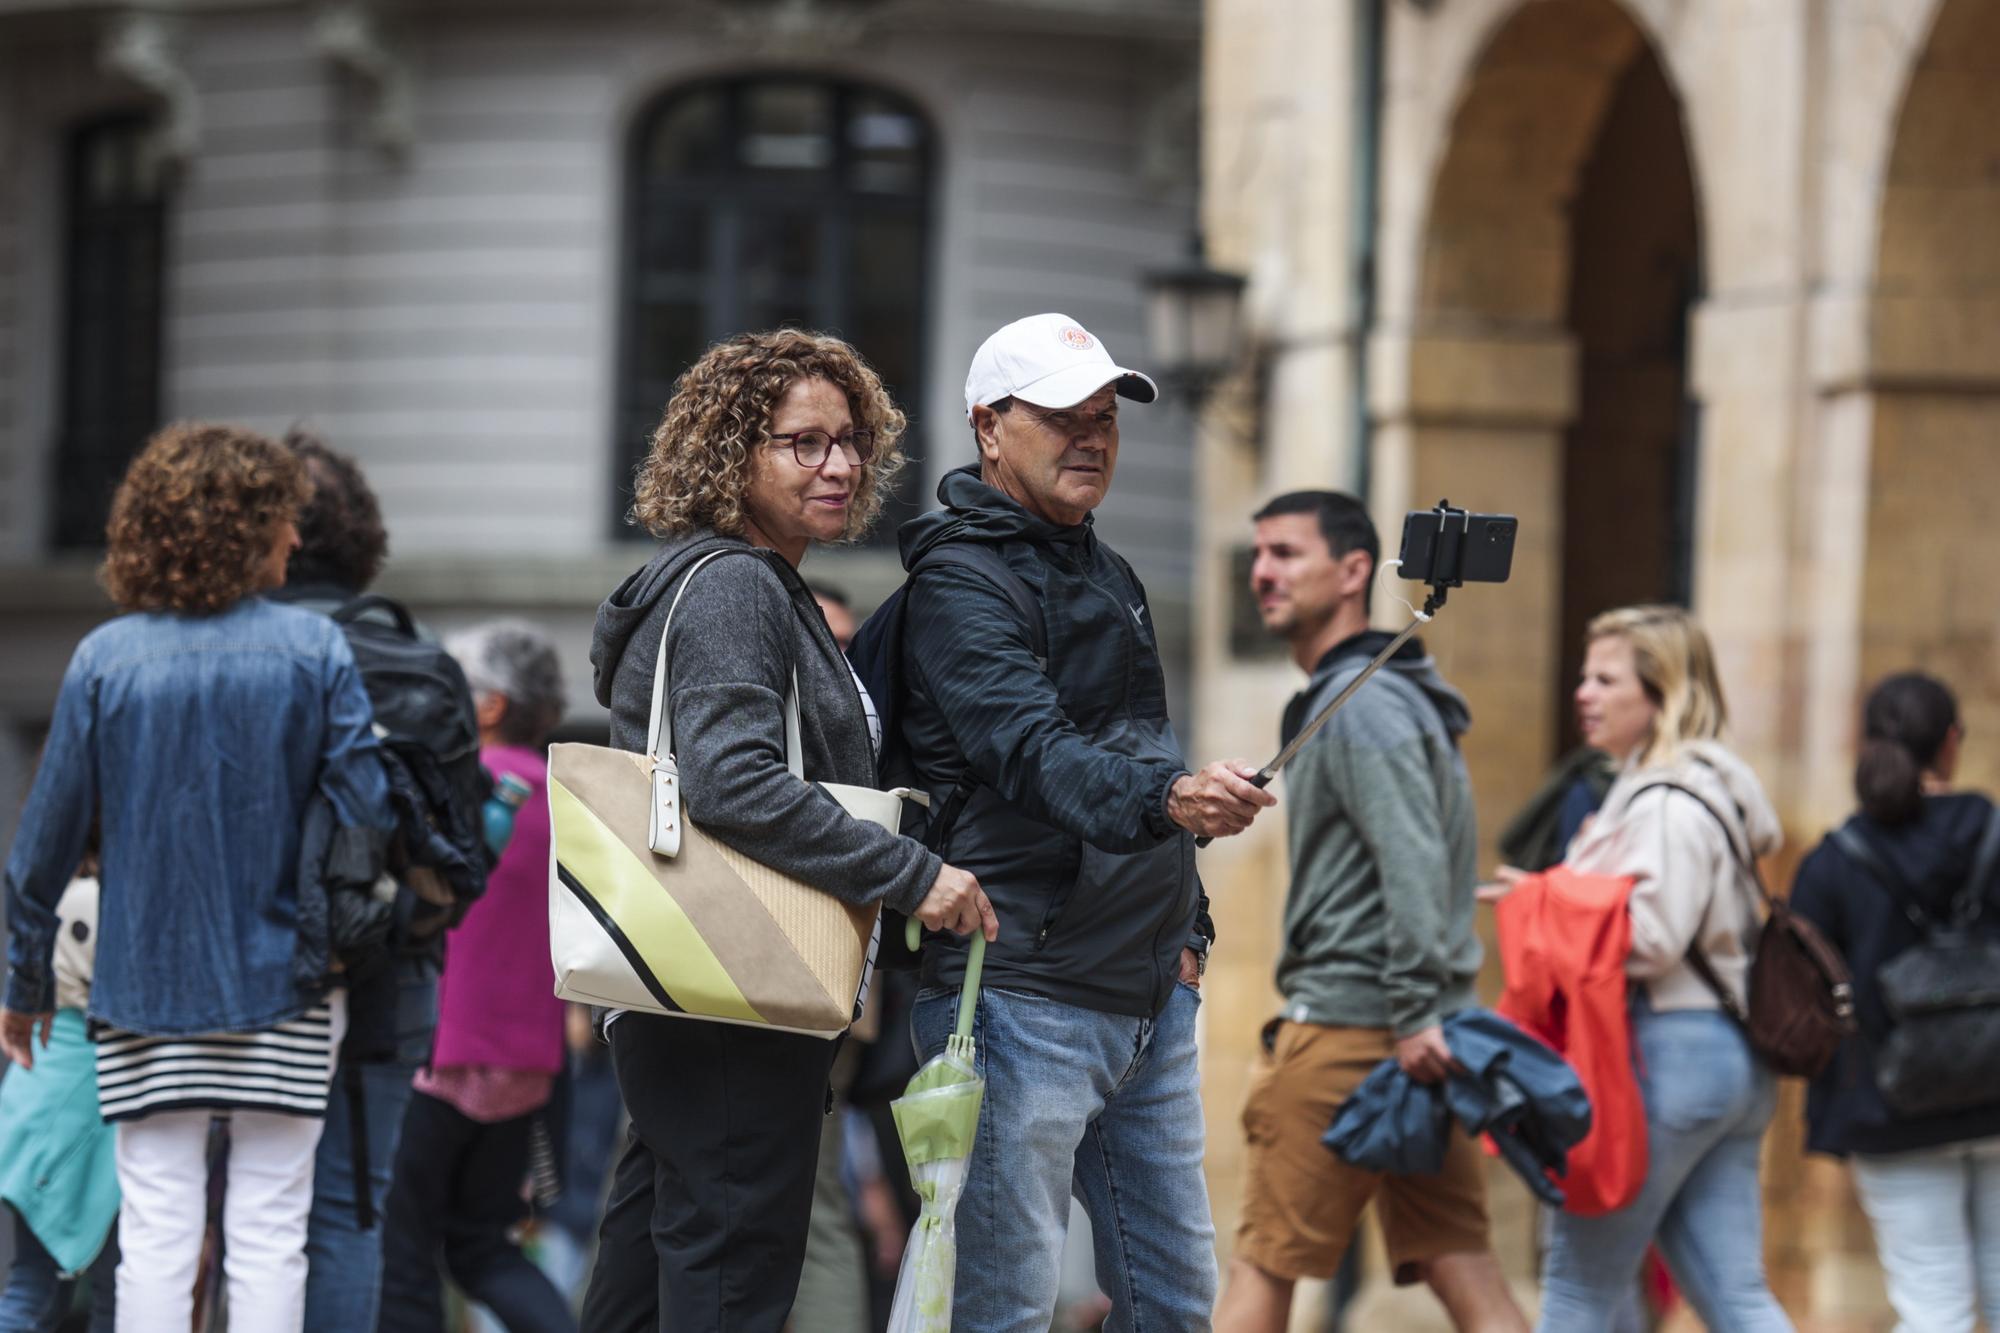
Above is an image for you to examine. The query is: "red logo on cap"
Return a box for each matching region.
[1057,326,1094,351]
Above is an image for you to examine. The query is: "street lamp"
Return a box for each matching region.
[1141,235,1247,400]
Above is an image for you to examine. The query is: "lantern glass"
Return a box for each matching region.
[1141,247,1246,392]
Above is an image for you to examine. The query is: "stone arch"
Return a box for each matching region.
[1374,0,1702,815]
[1858,0,2000,792]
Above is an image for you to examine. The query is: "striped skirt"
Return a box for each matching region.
[92,1002,339,1122]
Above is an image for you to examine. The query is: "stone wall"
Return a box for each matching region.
[1197,0,1994,1324]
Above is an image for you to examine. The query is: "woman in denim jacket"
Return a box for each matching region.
[1,423,391,1333]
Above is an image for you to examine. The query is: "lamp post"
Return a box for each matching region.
[1141,235,1247,401]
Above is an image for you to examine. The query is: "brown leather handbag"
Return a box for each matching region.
[1633,781,1857,1078]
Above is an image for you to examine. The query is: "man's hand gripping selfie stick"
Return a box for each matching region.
[1194,500,1514,849]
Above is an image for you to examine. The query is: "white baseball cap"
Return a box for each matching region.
[963,313,1159,421]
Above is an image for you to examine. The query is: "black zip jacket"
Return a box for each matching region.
[1791,791,2000,1156]
[899,466,1203,1017]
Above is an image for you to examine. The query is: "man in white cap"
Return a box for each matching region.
[895,313,1274,1330]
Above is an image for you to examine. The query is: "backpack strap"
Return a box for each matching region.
[1627,779,1769,902]
[1963,804,2000,927]
[1828,821,1934,933]
[912,542,1047,668]
[1627,779,1764,1024]
[332,592,418,638]
[904,541,1045,857]
[1832,804,2000,932]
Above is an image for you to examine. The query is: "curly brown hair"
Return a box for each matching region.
[629,329,908,541]
[101,422,310,615]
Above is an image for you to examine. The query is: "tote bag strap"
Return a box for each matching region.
[645,549,804,780]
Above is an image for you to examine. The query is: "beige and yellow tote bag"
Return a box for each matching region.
[547,550,920,1037]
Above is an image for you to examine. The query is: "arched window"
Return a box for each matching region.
[618,76,934,537]
[56,112,167,549]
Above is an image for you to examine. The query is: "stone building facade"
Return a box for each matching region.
[1195,0,1999,1325]
[0,0,1202,851]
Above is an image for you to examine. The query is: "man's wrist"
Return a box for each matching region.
[1184,935,1210,977]
[1391,1012,1443,1042]
[1161,770,1192,832]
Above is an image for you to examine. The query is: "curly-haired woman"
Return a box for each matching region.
[1,423,391,1333]
[581,329,996,1331]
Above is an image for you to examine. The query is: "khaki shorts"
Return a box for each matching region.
[1235,1019,1490,1284]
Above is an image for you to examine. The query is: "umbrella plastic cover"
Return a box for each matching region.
[887,1052,984,1333]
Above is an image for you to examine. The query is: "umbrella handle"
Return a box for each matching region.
[904,918,986,1043]
[956,933,985,1042]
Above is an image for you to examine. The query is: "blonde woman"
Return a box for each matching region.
[581,330,995,1332]
[1531,606,1793,1332]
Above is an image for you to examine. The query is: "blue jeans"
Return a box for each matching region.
[911,982,1216,1333]
[0,1209,114,1333]
[302,960,438,1332]
[1540,999,1792,1333]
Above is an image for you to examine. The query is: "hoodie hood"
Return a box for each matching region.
[898,464,1092,570]
[1310,629,1473,740]
[590,530,759,708]
[1631,739,1785,858]
[1850,791,1996,910]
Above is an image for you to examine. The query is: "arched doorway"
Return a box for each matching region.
[1390,0,1701,796]
[1859,0,2000,794]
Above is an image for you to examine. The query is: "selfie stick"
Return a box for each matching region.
[1193,501,1470,849]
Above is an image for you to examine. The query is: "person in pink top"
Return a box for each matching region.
[377,620,575,1333]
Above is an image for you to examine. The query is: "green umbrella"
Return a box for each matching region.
[887,919,987,1333]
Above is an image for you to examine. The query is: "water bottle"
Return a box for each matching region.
[483,772,534,857]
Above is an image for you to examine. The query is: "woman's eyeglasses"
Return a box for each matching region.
[768,430,876,469]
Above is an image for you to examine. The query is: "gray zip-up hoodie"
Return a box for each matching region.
[589,531,939,915]
[1275,631,1481,1037]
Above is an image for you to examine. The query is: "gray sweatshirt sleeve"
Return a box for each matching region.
[665,558,938,915]
[1332,698,1455,1037]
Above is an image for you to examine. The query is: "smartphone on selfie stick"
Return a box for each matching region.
[1194,500,1518,848]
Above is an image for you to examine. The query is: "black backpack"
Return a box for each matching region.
[848,541,1045,845]
[1831,809,2000,1115]
[331,594,491,945]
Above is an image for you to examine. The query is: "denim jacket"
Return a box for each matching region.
[4,598,392,1034]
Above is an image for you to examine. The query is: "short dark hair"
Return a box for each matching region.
[1253,490,1379,567]
[285,427,388,593]
[807,582,851,611]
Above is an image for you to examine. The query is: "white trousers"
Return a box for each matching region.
[1851,1135,2000,1333]
[112,997,342,1333]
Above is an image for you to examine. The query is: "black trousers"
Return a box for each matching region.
[579,1013,837,1333]
[376,1089,577,1333]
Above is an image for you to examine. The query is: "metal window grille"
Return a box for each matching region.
[615,77,934,540]
[55,112,167,550]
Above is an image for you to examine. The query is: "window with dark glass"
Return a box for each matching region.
[55,112,167,549]
[619,78,933,537]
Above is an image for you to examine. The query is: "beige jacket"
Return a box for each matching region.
[1565,741,1782,1012]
